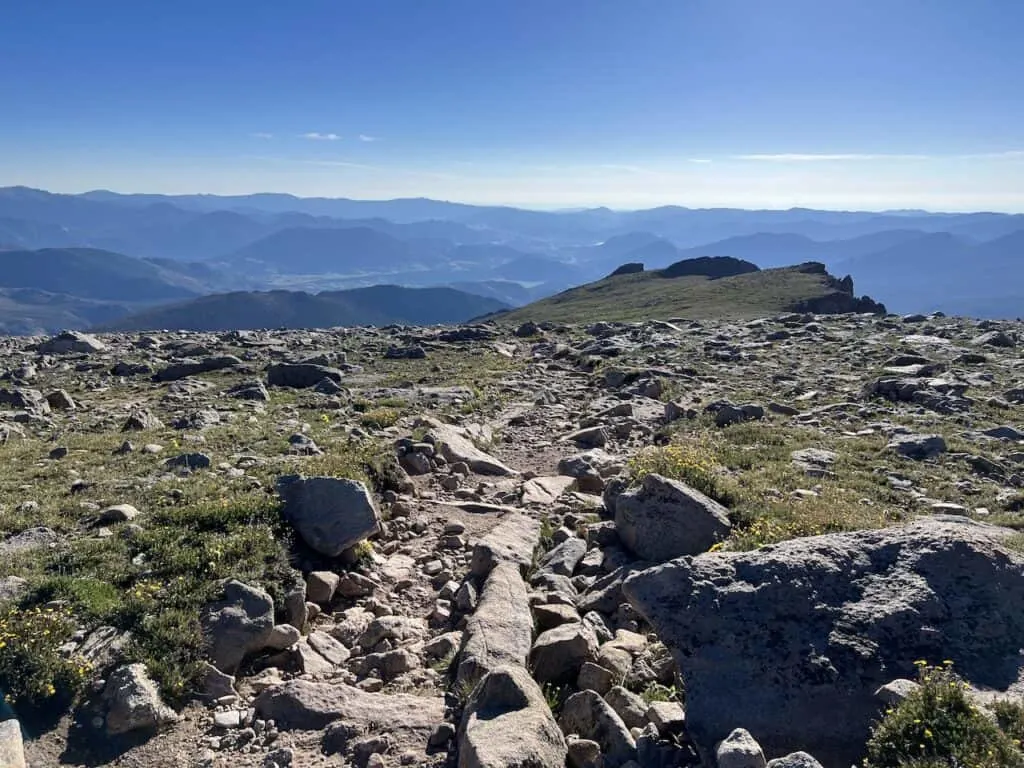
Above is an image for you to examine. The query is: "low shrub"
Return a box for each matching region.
[0,605,92,713]
[865,662,1024,768]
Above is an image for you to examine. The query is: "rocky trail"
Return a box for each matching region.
[3,314,1024,768]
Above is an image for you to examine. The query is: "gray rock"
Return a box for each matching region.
[458,563,533,686]
[199,662,238,700]
[715,728,767,768]
[530,622,599,685]
[534,602,581,632]
[623,516,1024,766]
[164,452,211,470]
[874,678,921,706]
[0,719,25,768]
[604,686,648,730]
[421,417,517,476]
[470,513,540,578]
[0,576,28,603]
[974,330,1015,348]
[765,753,824,768]
[614,474,731,561]
[266,624,301,651]
[306,571,340,605]
[888,433,947,460]
[646,700,685,734]
[122,408,163,431]
[522,475,577,505]
[277,475,381,558]
[790,449,837,478]
[45,389,76,410]
[98,504,140,524]
[267,362,343,389]
[153,355,243,382]
[559,690,637,768]
[37,330,106,354]
[567,426,608,448]
[201,579,275,672]
[227,380,270,401]
[537,537,588,578]
[459,665,567,768]
[102,663,179,734]
[715,403,764,427]
[357,615,427,650]
[256,679,443,737]
[308,630,350,665]
[567,738,602,768]
[0,527,58,556]
[384,345,427,360]
[577,661,616,695]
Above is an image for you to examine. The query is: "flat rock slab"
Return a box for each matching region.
[522,475,576,505]
[459,665,567,768]
[421,417,517,476]
[458,562,533,686]
[623,516,1024,767]
[255,679,443,738]
[470,514,541,578]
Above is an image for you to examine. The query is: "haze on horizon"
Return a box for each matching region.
[2,0,1022,212]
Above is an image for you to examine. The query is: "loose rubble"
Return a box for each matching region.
[0,314,1023,767]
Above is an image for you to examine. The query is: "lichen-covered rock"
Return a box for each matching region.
[102,663,179,735]
[624,516,1024,766]
[459,665,567,768]
[613,473,731,561]
[200,579,275,672]
[277,475,381,558]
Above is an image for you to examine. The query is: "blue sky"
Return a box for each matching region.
[1,0,1022,210]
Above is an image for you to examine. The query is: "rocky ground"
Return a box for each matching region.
[1,314,1024,768]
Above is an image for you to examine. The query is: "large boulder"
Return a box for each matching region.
[613,474,731,561]
[623,516,1024,766]
[459,665,567,768]
[887,433,947,460]
[37,330,106,354]
[267,362,343,389]
[200,579,275,673]
[277,475,381,558]
[102,663,179,735]
[457,563,533,686]
[421,417,517,476]
[152,355,243,382]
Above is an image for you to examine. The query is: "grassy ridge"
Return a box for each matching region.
[496,264,846,324]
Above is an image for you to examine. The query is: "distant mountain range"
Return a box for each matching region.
[0,185,1021,326]
[97,286,511,332]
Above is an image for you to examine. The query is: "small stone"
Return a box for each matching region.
[214,710,242,729]
[265,624,301,651]
[98,504,141,524]
[306,571,340,605]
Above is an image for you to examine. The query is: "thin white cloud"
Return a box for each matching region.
[687,158,713,164]
[956,150,1024,160]
[733,153,931,162]
[301,132,342,141]
[250,132,274,139]
[358,134,379,142]
[304,159,379,170]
